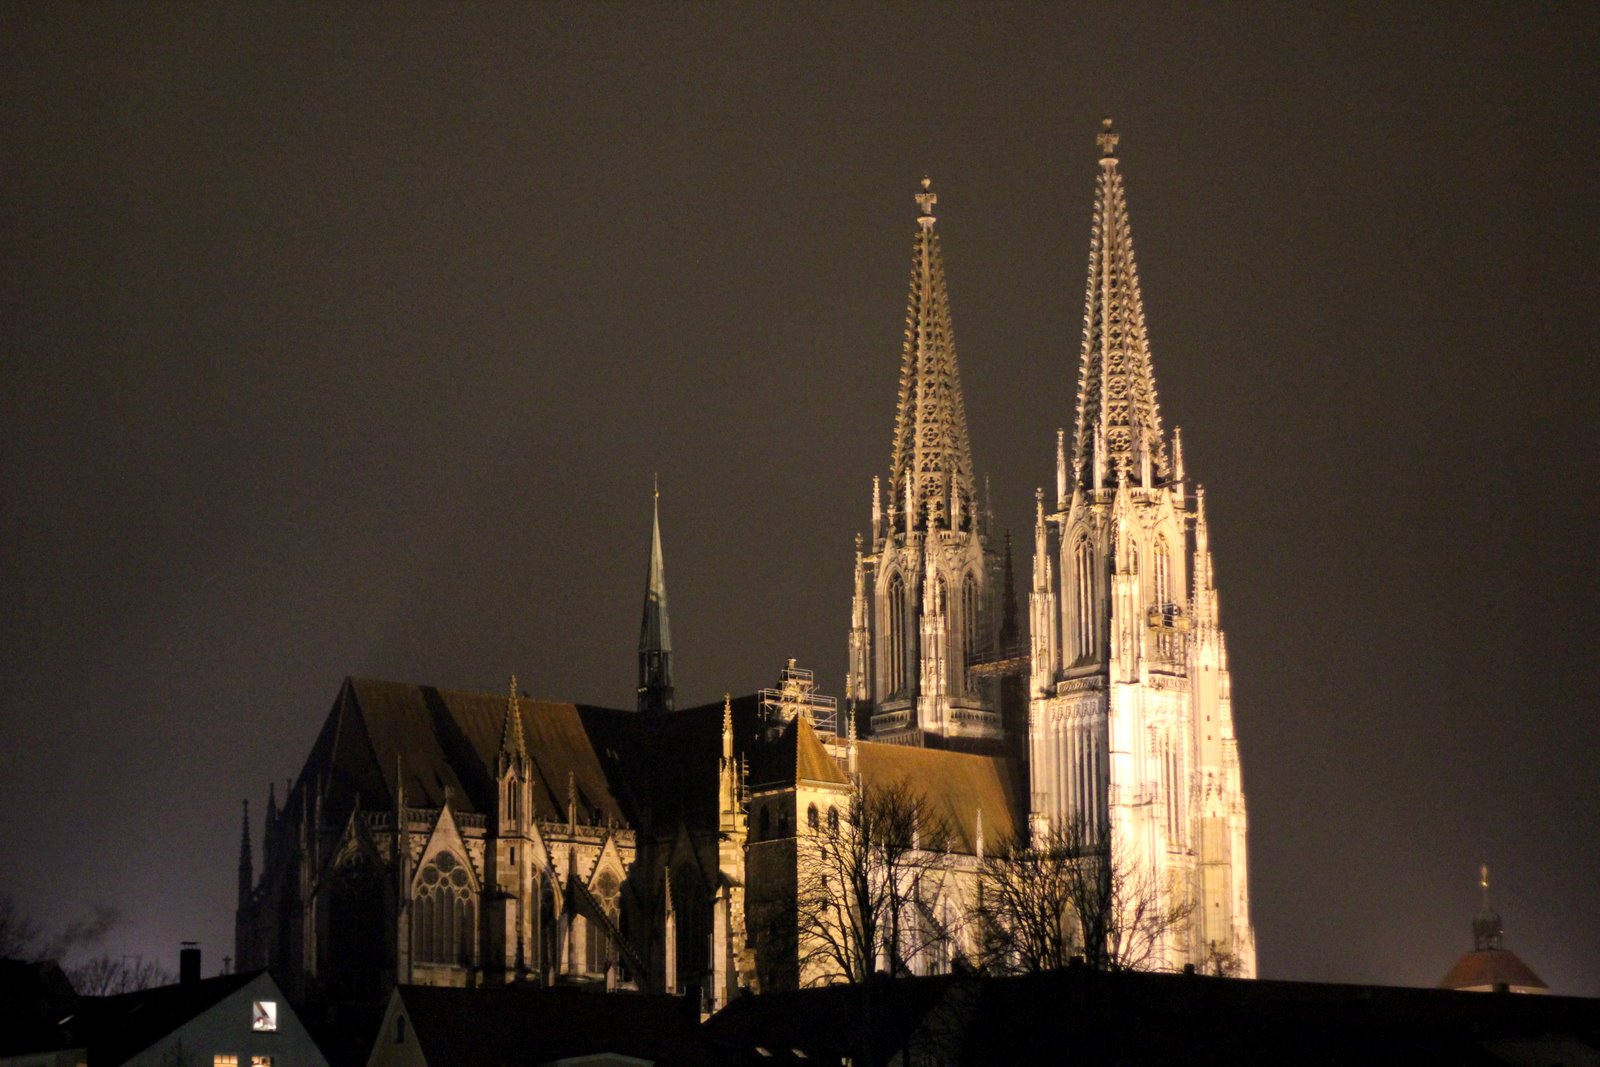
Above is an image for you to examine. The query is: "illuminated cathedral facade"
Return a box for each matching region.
[234,122,1255,1010]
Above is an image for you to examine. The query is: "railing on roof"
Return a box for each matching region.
[759,659,839,736]
[966,636,1027,678]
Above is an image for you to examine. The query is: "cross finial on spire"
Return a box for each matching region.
[915,176,937,229]
[1098,117,1119,159]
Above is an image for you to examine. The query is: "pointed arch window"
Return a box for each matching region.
[1153,536,1171,607]
[1073,537,1096,661]
[962,573,980,660]
[412,851,475,966]
[887,572,908,697]
[807,803,819,830]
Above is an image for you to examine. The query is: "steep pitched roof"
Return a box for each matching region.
[854,742,1022,855]
[285,677,767,842]
[747,716,851,790]
[70,971,264,1066]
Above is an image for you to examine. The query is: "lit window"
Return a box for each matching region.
[251,1058,274,1066]
[214,1057,239,1067]
[250,1001,277,1032]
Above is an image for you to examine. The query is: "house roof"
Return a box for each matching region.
[854,741,1023,855]
[708,969,1600,1066]
[1440,948,1549,992]
[394,984,716,1066]
[64,971,264,1066]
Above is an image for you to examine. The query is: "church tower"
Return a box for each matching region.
[847,179,1003,748]
[638,486,674,715]
[1028,121,1255,974]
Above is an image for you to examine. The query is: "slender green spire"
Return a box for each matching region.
[638,480,674,713]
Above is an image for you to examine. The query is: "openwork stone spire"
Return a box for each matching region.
[500,674,528,761]
[888,178,977,532]
[1072,118,1169,488]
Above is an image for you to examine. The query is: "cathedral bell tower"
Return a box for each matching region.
[1028,121,1255,974]
[847,179,1003,748]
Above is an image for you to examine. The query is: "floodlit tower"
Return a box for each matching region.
[1029,120,1255,974]
[847,179,1003,748]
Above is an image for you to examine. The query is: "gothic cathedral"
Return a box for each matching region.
[234,121,1257,1009]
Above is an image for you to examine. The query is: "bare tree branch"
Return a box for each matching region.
[793,780,954,986]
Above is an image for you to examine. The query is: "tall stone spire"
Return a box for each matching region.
[1072,118,1169,489]
[638,481,674,714]
[850,179,1002,748]
[888,178,978,532]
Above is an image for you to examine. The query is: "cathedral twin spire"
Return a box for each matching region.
[888,178,978,535]
[1071,118,1170,490]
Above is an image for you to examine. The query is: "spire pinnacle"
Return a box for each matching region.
[1473,863,1504,951]
[888,177,977,534]
[638,486,674,714]
[1071,118,1168,489]
[1097,117,1120,159]
[500,674,528,761]
[915,176,937,230]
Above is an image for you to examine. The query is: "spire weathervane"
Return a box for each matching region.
[1098,117,1119,159]
[915,176,937,230]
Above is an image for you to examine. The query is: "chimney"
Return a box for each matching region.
[179,942,201,986]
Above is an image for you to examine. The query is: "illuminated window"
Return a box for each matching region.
[251,1058,273,1067]
[214,1057,239,1067]
[250,1001,277,1032]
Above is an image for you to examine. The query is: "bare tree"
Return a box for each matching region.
[793,779,953,986]
[0,894,43,959]
[69,954,175,995]
[974,825,1081,974]
[979,816,1193,974]
[0,893,119,963]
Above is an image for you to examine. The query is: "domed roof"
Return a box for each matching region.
[1440,865,1548,994]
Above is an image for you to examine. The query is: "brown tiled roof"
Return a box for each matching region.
[1440,949,1548,992]
[854,741,1023,855]
[287,677,767,841]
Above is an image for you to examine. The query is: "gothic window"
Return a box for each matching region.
[1153,536,1172,607]
[585,870,621,973]
[828,806,839,832]
[807,803,819,830]
[887,572,907,696]
[962,572,980,659]
[412,851,475,966]
[1073,537,1096,660]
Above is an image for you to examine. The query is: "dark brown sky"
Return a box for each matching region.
[3,4,1596,994]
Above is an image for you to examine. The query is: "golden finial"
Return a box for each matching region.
[915,176,937,226]
[1097,117,1119,159]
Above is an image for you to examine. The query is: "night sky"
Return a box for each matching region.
[4,5,1597,996]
